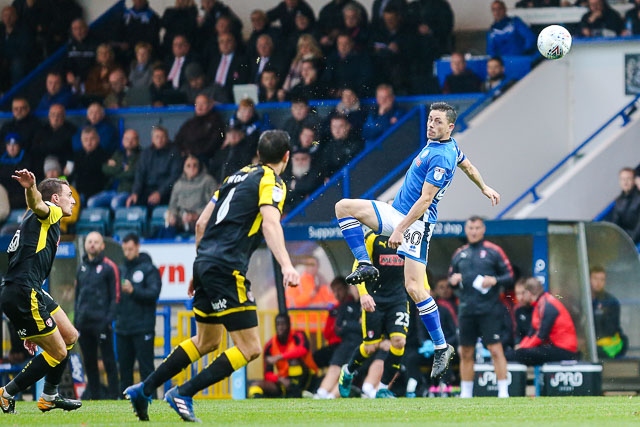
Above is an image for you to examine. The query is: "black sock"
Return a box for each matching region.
[43,354,70,396]
[6,354,53,395]
[177,352,234,397]
[381,348,404,386]
[347,343,370,374]
[143,344,193,396]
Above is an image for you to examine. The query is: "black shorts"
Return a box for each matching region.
[0,283,59,340]
[191,261,258,332]
[329,334,361,366]
[362,300,409,344]
[458,310,503,347]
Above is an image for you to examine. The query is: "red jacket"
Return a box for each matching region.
[263,330,317,383]
[520,292,577,352]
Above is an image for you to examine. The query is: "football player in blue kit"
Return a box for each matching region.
[335,102,501,380]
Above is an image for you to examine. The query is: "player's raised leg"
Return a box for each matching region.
[403,258,454,380]
[335,199,381,285]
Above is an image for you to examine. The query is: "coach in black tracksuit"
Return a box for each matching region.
[75,231,121,400]
[448,216,514,399]
[116,233,162,393]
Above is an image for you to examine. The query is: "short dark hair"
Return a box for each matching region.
[489,56,504,66]
[122,233,140,245]
[258,130,291,164]
[38,178,69,202]
[275,312,291,327]
[430,102,457,125]
[467,215,485,224]
[590,265,606,275]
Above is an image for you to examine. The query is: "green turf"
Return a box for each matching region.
[2,396,640,426]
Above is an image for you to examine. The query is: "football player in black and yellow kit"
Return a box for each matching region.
[0,170,81,414]
[125,130,300,422]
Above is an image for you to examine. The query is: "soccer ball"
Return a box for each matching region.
[537,25,572,60]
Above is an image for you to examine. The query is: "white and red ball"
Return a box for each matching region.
[537,25,572,60]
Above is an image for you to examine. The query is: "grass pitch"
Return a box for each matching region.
[2,396,640,426]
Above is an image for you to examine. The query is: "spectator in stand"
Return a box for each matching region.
[179,62,224,104]
[199,13,246,68]
[0,5,35,92]
[65,18,99,92]
[0,97,40,155]
[487,1,536,57]
[71,103,118,155]
[482,56,509,98]
[31,104,77,181]
[514,277,579,365]
[293,124,322,159]
[342,2,370,53]
[12,0,45,58]
[160,0,198,57]
[196,0,243,56]
[248,313,317,398]
[162,155,217,237]
[113,0,161,65]
[42,0,84,55]
[369,5,414,94]
[409,0,455,57]
[103,68,132,109]
[116,233,162,392]
[322,32,374,99]
[317,0,368,53]
[409,24,440,96]
[165,34,198,90]
[36,71,77,112]
[590,266,627,359]
[515,0,560,7]
[442,52,483,94]
[210,98,264,182]
[128,42,154,89]
[281,95,322,146]
[249,34,288,85]
[286,255,335,309]
[246,9,281,62]
[280,34,324,99]
[146,63,187,106]
[87,129,141,212]
[448,215,514,399]
[126,125,182,208]
[282,147,323,211]
[608,167,640,245]
[622,0,640,36]
[84,44,120,103]
[361,84,404,143]
[74,231,120,400]
[371,0,408,33]
[287,58,330,101]
[580,0,624,38]
[174,94,225,166]
[324,88,366,143]
[313,276,361,399]
[258,68,280,103]
[0,133,31,210]
[41,156,80,235]
[70,126,109,202]
[208,32,249,103]
[266,0,316,39]
[318,114,363,180]
[288,8,317,56]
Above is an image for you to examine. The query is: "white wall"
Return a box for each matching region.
[436,38,640,222]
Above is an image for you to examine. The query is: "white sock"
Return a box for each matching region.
[497,379,509,398]
[2,388,12,399]
[406,378,418,394]
[460,380,474,398]
[41,392,57,401]
[361,382,376,398]
[315,388,330,399]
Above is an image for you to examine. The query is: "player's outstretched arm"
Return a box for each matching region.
[458,158,500,206]
[260,205,300,288]
[12,169,49,217]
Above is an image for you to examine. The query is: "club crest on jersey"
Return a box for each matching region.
[46,318,53,327]
[480,250,487,258]
[433,167,445,181]
[367,330,375,339]
[96,265,102,274]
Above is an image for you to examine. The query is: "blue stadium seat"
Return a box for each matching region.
[75,207,111,236]
[149,205,169,238]
[113,206,148,240]
[0,209,26,236]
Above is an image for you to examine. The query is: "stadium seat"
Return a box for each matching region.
[0,209,25,236]
[113,206,148,240]
[75,207,111,236]
[149,205,169,238]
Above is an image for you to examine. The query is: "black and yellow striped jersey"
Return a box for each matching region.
[196,164,286,273]
[3,202,63,290]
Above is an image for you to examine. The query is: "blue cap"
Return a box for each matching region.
[5,132,21,145]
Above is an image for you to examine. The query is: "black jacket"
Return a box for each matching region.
[116,252,161,335]
[74,252,120,333]
[610,187,640,243]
